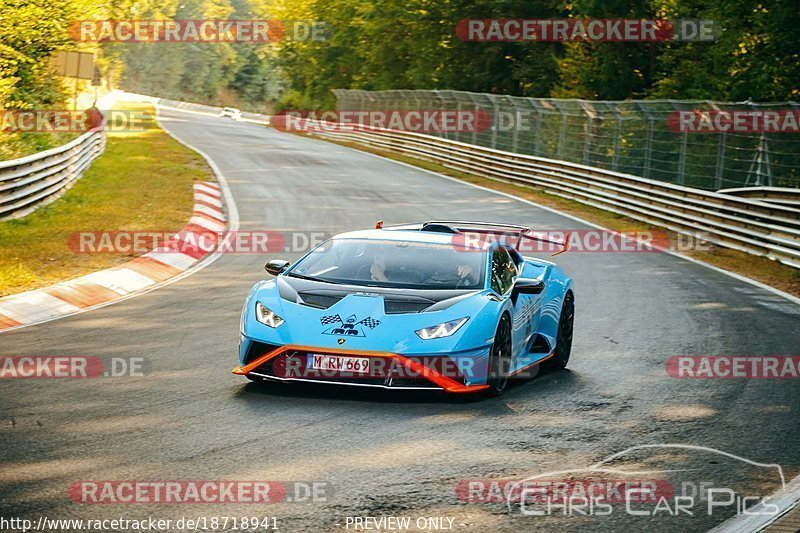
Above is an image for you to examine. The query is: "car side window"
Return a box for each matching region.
[490,248,518,295]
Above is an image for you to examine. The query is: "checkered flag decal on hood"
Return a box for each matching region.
[320,314,342,325]
[359,317,381,329]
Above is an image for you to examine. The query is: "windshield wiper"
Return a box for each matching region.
[287,272,336,284]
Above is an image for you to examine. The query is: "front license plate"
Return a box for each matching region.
[308,354,370,374]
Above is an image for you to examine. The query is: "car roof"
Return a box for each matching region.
[331,228,498,251]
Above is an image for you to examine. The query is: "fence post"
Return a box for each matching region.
[454,93,465,144]
[431,90,447,141]
[489,95,499,150]
[763,135,773,186]
[611,105,623,172]
[534,105,544,157]
[677,131,688,185]
[580,102,594,165]
[634,101,655,179]
[644,117,654,178]
[469,93,480,146]
[748,133,773,186]
[715,132,727,189]
[510,99,521,153]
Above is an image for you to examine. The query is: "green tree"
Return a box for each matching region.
[0,0,78,109]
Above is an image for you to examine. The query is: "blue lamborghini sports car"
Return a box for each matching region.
[234,221,574,396]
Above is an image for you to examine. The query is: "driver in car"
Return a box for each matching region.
[456,265,477,285]
[369,253,477,286]
[369,254,390,282]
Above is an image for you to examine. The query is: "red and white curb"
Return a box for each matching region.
[0,182,225,331]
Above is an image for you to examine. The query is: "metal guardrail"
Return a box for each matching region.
[239,111,271,125]
[0,93,270,222]
[306,123,800,269]
[0,127,106,220]
[333,89,800,190]
[718,187,800,207]
[157,99,223,116]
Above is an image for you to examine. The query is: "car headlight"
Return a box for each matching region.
[415,317,469,340]
[255,302,284,328]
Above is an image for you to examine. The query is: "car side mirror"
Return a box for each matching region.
[513,278,545,295]
[265,259,290,276]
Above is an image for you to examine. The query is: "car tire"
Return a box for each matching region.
[544,292,574,371]
[486,314,512,396]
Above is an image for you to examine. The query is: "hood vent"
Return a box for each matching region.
[298,291,434,314]
[384,298,434,314]
[298,292,345,309]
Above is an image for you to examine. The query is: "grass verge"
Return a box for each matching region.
[297,132,800,298]
[0,102,212,297]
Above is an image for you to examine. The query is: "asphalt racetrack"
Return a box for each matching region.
[2,107,799,532]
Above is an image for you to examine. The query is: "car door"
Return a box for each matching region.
[490,247,528,356]
[517,259,547,351]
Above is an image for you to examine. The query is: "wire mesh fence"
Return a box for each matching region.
[333,89,800,191]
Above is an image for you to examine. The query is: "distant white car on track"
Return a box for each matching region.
[219,107,241,120]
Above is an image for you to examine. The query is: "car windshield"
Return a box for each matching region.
[287,238,486,290]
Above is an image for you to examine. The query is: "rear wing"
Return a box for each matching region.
[377,220,570,256]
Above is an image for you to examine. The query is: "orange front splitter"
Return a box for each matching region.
[233,344,489,393]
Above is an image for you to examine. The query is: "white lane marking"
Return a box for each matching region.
[143,251,198,271]
[154,104,220,118]
[0,292,81,323]
[195,192,223,207]
[187,215,226,233]
[194,203,225,221]
[194,182,221,197]
[82,268,155,295]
